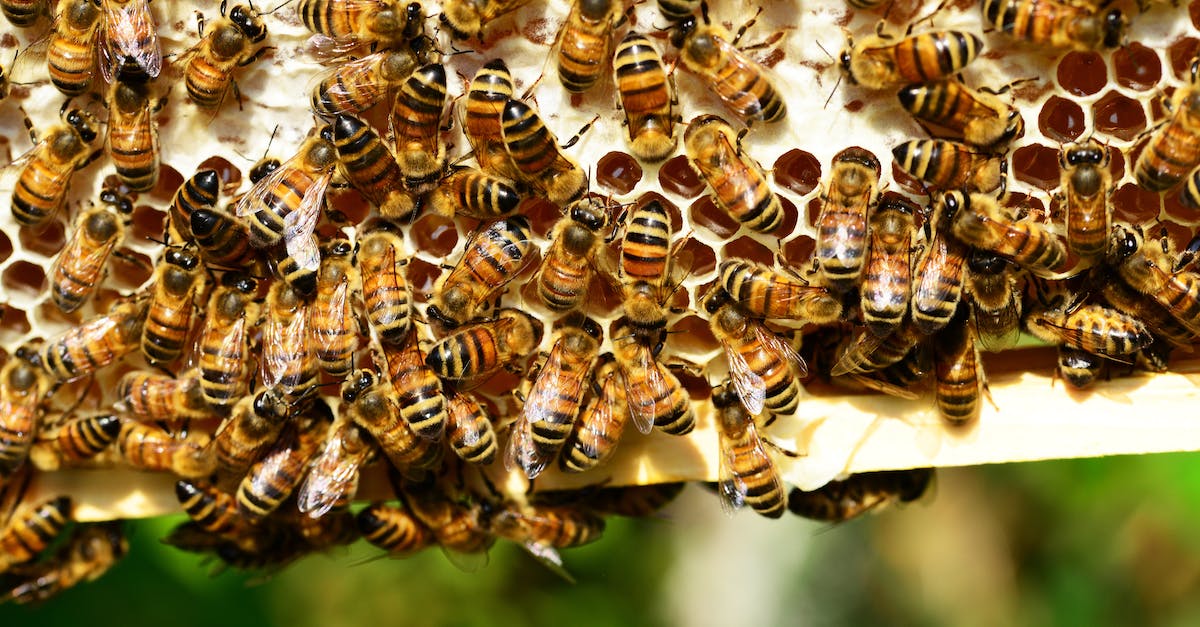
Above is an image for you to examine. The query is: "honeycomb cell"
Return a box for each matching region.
[0,306,31,342]
[150,164,185,201]
[327,189,371,225]
[596,151,642,195]
[1012,144,1061,191]
[0,229,11,264]
[1168,37,1200,80]
[1038,96,1085,143]
[722,236,774,267]
[18,219,65,258]
[773,148,822,196]
[521,197,562,238]
[658,155,705,198]
[585,274,622,317]
[2,260,46,298]
[109,250,154,290]
[674,367,711,401]
[1092,91,1147,142]
[669,315,720,356]
[1108,146,1126,181]
[771,197,800,239]
[1056,51,1107,97]
[1192,0,1200,29]
[131,205,166,243]
[1164,189,1199,225]
[1112,183,1162,224]
[406,257,441,304]
[196,156,242,196]
[1004,192,1048,221]
[411,214,459,257]
[1112,43,1162,92]
[690,196,739,239]
[679,237,718,276]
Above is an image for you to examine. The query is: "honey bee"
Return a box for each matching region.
[297,419,374,518]
[210,389,289,475]
[356,229,413,344]
[1135,81,1200,192]
[1057,345,1103,389]
[786,468,934,522]
[425,168,523,220]
[560,356,627,473]
[167,169,221,246]
[831,318,924,376]
[1026,302,1153,359]
[48,188,133,313]
[331,114,413,220]
[175,479,259,546]
[310,48,419,120]
[557,0,620,93]
[656,0,698,22]
[381,340,449,443]
[45,0,104,96]
[911,198,968,334]
[428,216,535,327]
[705,288,806,418]
[105,76,161,192]
[440,0,531,39]
[342,369,442,472]
[684,114,783,233]
[718,259,842,324]
[614,32,677,162]
[861,195,916,336]
[190,207,258,270]
[536,198,611,313]
[947,191,1066,276]
[840,23,983,90]
[237,408,327,522]
[846,343,931,399]
[235,130,337,252]
[487,501,605,569]
[262,280,318,406]
[196,273,259,411]
[356,502,435,555]
[310,238,360,378]
[1101,278,1197,351]
[1108,226,1200,335]
[445,390,497,466]
[619,198,685,339]
[506,317,601,480]
[184,1,269,110]
[1058,139,1112,261]
[965,250,1023,352]
[0,496,70,572]
[669,3,785,124]
[29,413,122,471]
[141,248,204,365]
[897,80,1025,148]
[501,98,589,206]
[1,0,46,26]
[117,369,212,423]
[815,147,882,291]
[711,380,785,518]
[398,478,494,567]
[425,309,543,387]
[390,62,447,194]
[891,139,1005,194]
[2,522,127,605]
[934,304,984,425]
[981,0,1125,51]
[610,320,694,435]
[9,107,101,228]
[575,482,686,517]
[99,0,162,82]
[463,59,519,178]
[299,0,423,51]
[116,421,216,478]
[38,297,147,383]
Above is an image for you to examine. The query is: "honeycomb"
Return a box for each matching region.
[0,0,1199,594]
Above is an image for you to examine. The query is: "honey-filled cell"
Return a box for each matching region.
[689,195,740,239]
[774,149,822,196]
[150,164,186,201]
[0,229,11,264]
[1012,144,1062,191]
[722,236,775,267]
[1092,91,1147,142]
[1112,43,1162,92]
[411,214,459,257]
[2,260,46,298]
[597,151,643,195]
[1056,51,1107,97]
[1168,37,1200,81]
[658,155,705,199]
[18,219,65,258]
[406,257,442,304]
[1038,96,1085,144]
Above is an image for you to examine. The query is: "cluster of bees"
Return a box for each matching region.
[0,0,1193,604]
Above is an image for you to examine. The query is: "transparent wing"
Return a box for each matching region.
[758,323,809,378]
[262,307,307,388]
[296,436,361,519]
[503,413,533,474]
[716,430,747,517]
[830,330,883,377]
[306,33,373,63]
[724,340,767,417]
[621,345,662,434]
[283,171,331,244]
[439,545,490,573]
[312,278,349,356]
[100,0,161,83]
[573,374,626,463]
[305,53,388,115]
[9,36,50,83]
[234,154,295,218]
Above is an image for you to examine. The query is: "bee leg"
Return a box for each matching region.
[240,45,274,68]
[730,6,764,47]
[764,437,803,458]
[560,115,600,150]
[20,106,37,144]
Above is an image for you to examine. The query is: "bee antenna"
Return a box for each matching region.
[814,40,834,61]
[261,0,295,15]
[823,72,842,111]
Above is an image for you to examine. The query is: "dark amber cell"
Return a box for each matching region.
[585,273,622,317]
[0,229,11,264]
[1168,38,1200,80]
[771,196,800,239]
[596,151,643,195]
[658,155,705,198]
[773,149,822,196]
[1012,144,1062,191]
[636,191,683,234]
[195,156,241,197]
[1038,96,1085,143]
[411,214,458,257]
[1004,192,1047,221]
[109,251,153,290]
[131,205,166,243]
[689,196,739,239]
[406,257,441,304]
[1192,0,1200,29]
[806,197,822,229]
[1092,91,1147,142]
[1164,189,1199,226]
[327,189,370,225]
[1160,221,1193,253]
[1112,43,1162,92]
[1109,147,1126,181]
[0,307,30,338]
[520,197,562,238]
[668,314,720,356]
[722,236,774,267]
[781,235,815,269]
[2,260,45,296]
[1112,183,1161,224]
[18,219,65,257]
[679,237,718,276]
[1056,51,1107,97]
[673,367,711,401]
[151,164,185,201]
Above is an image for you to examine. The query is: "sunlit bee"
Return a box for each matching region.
[488,503,605,564]
[299,0,423,49]
[463,60,520,178]
[99,0,161,82]
[578,482,685,517]
[116,421,216,478]
[3,522,127,605]
[39,297,147,383]
[718,259,841,324]
[440,0,531,39]
[1,0,46,26]
[1100,278,1197,351]
[561,357,628,473]
[332,114,413,220]
[105,77,160,192]
[981,0,1125,51]
[445,391,497,466]
[1058,139,1112,261]
[356,502,435,555]
[860,195,916,336]
[117,369,212,423]
[167,169,220,246]
[235,131,337,252]
[0,358,49,476]
[237,411,326,522]
[274,231,320,296]
[892,139,1005,194]
[787,468,934,522]
[840,25,982,90]
[210,389,289,475]
[0,496,71,573]
[669,4,785,123]
[897,80,1024,148]
[557,0,619,92]
[814,147,881,291]
[933,304,983,425]
[1027,303,1152,358]
[382,341,449,443]
[29,414,121,471]
[705,288,806,418]
[830,320,923,376]
[501,98,588,206]
[947,191,1066,275]
[390,62,447,193]
[262,281,318,406]
[45,0,104,96]
[610,320,694,435]
[911,199,968,334]
[684,114,783,233]
[711,381,785,519]
[190,206,257,269]
[1135,82,1200,192]
[506,318,601,480]
[429,216,534,327]
[196,273,259,411]
[401,482,494,559]
[1058,345,1103,389]
[10,107,101,228]
[613,32,677,162]
[356,229,413,345]
[620,198,682,339]
[310,238,360,378]
[184,2,269,110]
[425,168,522,220]
[141,249,204,365]
[342,369,442,472]
[297,419,374,519]
[964,250,1022,352]
[310,48,417,120]
[175,480,258,545]
[425,309,543,387]
[49,189,133,313]
[536,198,610,312]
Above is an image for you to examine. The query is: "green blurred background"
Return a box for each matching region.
[4,453,1200,626]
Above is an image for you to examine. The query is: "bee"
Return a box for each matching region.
[48,188,133,314]
[440,0,531,39]
[1057,345,1103,389]
[1,0,46,26]
[463,59,519,178]
[45,0,104,96]
[718,259,842,323]
[814,147,882,292]
[167,169,221,246]
[1101,278,1197,351]
[1108,226,1200,335]
[196,273,259,411]
[310,48,418,120]
[298,0,423,50]
[557,0,620,93]
[831,319,924,376]
[2,522,127,605]
[428,216,534,327]
[310,238,360,378]
[297,419,374,518]
[577,482,685,517]
[891,139,1005,194]
[536,198,611,313]
[560,356,627,473]
[390,62,447,193]
[705,288,806,418]
[425,168,522,220]
[342,369,442,472]
[501,98,588,206]
[1026,302,1153,359]
[331,114,413,220]
[117,369,212,423]
[189,207,257,269]
[99,0,162,82]
[381,341,448,443]
[934,304,984,425]
[965,250,1023,352]
[981,0,1125,51]
[141,248,204,365]
[116,421,216,478]
[657,0,698,22]
[38,297,147,383]
[911,198,968,334]
[445,391,498,466]
[0,496,70,573]
[400,479,494,563]
[840,23,983,90]
[613,32,677,162]
[105,77,161,192]
[356,502,435,556]
[237,408,327,522]
[684,114,783,233]
[235,130,337,251]
[619,198,686,339]
[1058,139,1112,261]
[262,280,318,406]
[29,414,121,470]
[506,317,601,480]
[669,3,785,124]
[846,344,931,399]
[610,320,694,435]
[711,380,785,518]
[175,480,259,546]
[787,468,934,522]
[425,309,543,387]
[184,1,269,110]
[1135,80,1200,193]
[356,229,413,344]
[860,195,916,336]
[897,80,1025,148]
[487,502,605,566]
[210,389,289,475]
[946,191,1066,276]
[10,107,101,228]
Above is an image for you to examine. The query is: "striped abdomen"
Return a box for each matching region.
[0,497,72,570]
[446,392,497,465]
[386,344,448,441]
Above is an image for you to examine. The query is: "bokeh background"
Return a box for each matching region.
[4,453,1200,626]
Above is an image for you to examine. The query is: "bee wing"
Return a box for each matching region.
[757,324,809,378]
[305,34,372,64]
[830,330,883,377]
[297,444,359,519]
[438,545,491,573]
[724,340,767,417]
[99,0,161,83]
[305,54,384,115]
[622,347,663,435]
[848,373,922,400]
[283,172,332,245]
[503,413,533,474]
[262,307,308,389]
[9,35,50,83]
[572,375,627,463]
[716,431,748,516]
[234,155,295,219]
[312,277,349,352]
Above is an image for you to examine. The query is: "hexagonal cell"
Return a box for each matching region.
[782,234,816,269]
[109,250,154,290]
[411,214,459,257]
[657,154,705,198]
[131,204,167,243]
[1056,51,1107,97]
[521,196,562,238]
[1038,96,1085,143]
[0,228,13,265]
[1112,43,1162,92]
[1112,183,1162,224]
[1092,91,1147,142]
[2,260,46,299]
[327,189,371,226]
[596,151,643,195]
[678,237,718,277]
[1164,188,1199,226]
[668,315,720,356]
[1168,37,1200,80]
[1012,144,1061,191]
[406,257,442,304]
[1108,146,1126,181]
[773,148,822,196]
[150,164,185,202]
[689,195,739,239]
[196,156,243,197]
[721,236,774,267]
[18,219,66,258]
[0,305,31,339]
[673,367,712,401]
